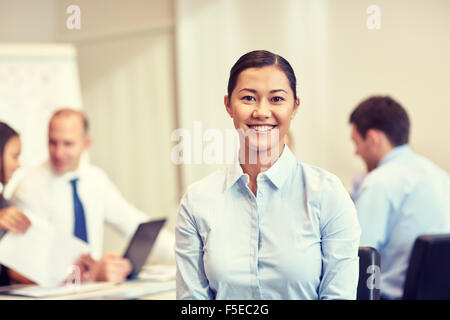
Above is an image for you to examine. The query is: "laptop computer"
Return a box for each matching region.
[123,218,167,279]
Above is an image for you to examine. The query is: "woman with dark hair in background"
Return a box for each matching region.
[175,50,361,300]
[0,122,31,286]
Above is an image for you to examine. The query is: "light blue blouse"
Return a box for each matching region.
[354,145,450,299]
[175,146,361,300]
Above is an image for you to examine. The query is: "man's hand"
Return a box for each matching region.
[0,207,31,234]
[94,253,133,283]
[70,253,132,283]
[70,253,98,283]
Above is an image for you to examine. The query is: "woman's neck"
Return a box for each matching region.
[239,144,284,196]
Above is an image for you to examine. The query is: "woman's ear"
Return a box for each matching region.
[224,95,233,118]
[291,97,300,119]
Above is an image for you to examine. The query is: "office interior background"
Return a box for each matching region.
[0,0,449,254]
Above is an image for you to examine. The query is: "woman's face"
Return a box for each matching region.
[1,135,21,184]
[225,65,299,158]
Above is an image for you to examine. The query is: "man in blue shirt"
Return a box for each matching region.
[349,96,450,299]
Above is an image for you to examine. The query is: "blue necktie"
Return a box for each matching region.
[70,178,88,243]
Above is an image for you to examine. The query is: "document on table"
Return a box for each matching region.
[0,211,90,287]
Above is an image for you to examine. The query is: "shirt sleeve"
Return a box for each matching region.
[101,173,149,238]
[318,178,361,300]
[355,179,391,250]
[175,192,214,300]
[351,172,367,202]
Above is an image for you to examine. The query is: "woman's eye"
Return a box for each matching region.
[271,96,285,103]
[242,96,256,102]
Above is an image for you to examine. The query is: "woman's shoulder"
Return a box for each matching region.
[183,167,229,199]
[297,162,345,193]
[298,162,357,225]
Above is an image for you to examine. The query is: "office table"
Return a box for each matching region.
[0,279,176,300]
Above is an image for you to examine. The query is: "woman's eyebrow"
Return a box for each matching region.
[270,89,288,94]
[238,88,287,94]
[238,88,257,93]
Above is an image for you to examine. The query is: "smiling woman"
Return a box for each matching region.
[224,51,299,175]
[225,64,299,180]
[175,50,361,300]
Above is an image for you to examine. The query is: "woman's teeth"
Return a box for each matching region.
[249,125,275,132]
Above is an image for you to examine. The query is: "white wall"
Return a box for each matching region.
[0,0,56,42]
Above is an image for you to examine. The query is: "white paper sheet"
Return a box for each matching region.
[0,211,90,287]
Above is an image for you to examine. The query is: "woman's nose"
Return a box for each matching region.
[252,100,271,119]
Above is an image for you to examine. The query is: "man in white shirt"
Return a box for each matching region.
[10,108,168,283]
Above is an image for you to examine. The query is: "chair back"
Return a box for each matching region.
[357,247,381,300]
[403,234,450,300]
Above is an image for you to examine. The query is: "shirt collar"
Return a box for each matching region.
[225,154,245,191]
[378,144,412,167]
[225,145,297,191]
[46,160,84,183]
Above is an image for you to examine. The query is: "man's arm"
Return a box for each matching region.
[101,174,148,238]
[100,171,175,264]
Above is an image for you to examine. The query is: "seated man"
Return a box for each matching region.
[11,108,173,283]
[349,96,450,299]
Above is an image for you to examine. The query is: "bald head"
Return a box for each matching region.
[48,108,91,174]
[50,108,89,135]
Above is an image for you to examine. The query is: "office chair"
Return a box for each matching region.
[357,247,381,300]
[403,234,450,300]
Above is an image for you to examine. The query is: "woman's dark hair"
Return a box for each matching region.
[227,50,298,102]
[0,122,19,205]
[349,96,410,146]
